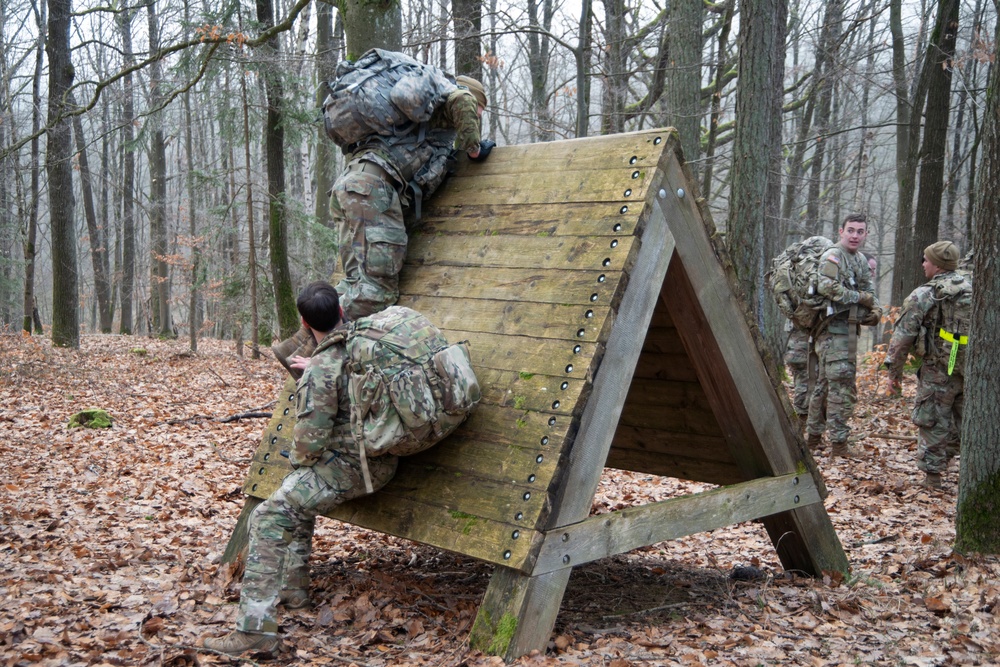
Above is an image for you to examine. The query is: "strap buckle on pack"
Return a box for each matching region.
[938,328,968,375]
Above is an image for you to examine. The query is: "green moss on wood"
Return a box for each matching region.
[470,609,519,657]
[487,613,519,655]
[518,371,534,380]
[955,470,1000,554]
[68,409,112,429]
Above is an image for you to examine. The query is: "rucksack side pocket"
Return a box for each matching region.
[432,342,481,414]
[349,367,409,456]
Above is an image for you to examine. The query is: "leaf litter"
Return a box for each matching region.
[0,333,997,666]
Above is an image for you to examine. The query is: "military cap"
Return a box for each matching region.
[455,75,488,108]
[924,241,960,271]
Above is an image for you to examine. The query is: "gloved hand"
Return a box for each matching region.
[860,305,882,326]
[857,291,875,308]
[470,139,496,162]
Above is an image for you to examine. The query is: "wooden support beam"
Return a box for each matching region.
[531,473,820,575]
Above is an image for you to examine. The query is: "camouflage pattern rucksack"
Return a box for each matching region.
[766,236,834,330]
[345,306,480,484]
[928,272,973,376]
[322,49,457,149]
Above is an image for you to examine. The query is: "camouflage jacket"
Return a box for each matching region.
[816,244,881,330]
[886,270,965,372]
[350,89,481,186]
[291,327,354,468]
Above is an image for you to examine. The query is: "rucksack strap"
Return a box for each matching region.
[847,304,859,360]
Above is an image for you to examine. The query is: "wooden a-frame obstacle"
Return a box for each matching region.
[225,128,849,661]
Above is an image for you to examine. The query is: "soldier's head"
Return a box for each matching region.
[922,241,960,278]
[838,214,868,254]
[455,75,488,115]
[297,281,342,333]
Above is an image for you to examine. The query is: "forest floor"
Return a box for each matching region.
[1,333,998,667]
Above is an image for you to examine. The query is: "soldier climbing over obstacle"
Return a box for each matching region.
[324,49,495,320]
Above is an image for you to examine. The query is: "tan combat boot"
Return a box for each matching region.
[279,588,312,609]
[830,441,857,458]
[805,433,823,450]
[203,631,280,656]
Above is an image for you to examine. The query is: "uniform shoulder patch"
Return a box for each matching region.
[821,255,840,279]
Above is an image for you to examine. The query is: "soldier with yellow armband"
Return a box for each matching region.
[885,241,972,490]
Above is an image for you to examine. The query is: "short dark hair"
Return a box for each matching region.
[841,213,867,229]
[297,281,341,332]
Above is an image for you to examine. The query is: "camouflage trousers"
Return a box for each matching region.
[806,329,856,444]
[912,364,963,474]
[236,451,398,635]
[784,328,813,417]
[332,160,406,321]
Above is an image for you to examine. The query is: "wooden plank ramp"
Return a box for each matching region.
[232,128,848,662]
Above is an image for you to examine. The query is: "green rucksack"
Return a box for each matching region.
[928,272,973,376]
[766,236,834,330]
[345,306,480,490]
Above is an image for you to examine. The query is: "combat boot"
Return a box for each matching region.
[805,433,823,450]
[203,631,280,656]
[830,441,857,458]
[922,472,943,489]
[279,589,312,609]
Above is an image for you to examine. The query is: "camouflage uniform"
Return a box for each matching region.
[784,322,812,417]
[885,271,968,474]
[236,327,398,635]
[806,245,881,445]
[333,88,482,320]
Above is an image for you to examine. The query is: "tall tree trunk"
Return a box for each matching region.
[912,0,959,261]
[890,0,940,305]
[574,0,593,138]
[341,0,402,57]
[241,63,261,360]
[728,0,786,347]
[23,0,45,334]
[118,8,136,335]
[665,0,703,172]
[702,1,734,197]
[314,1,338,265]
[47,0,79,348]
[955,11,1000,554]
[70,95,114,333]
[147,0,172,338]
[804,0,843,232]
[601,0,628,135]
[453,0,483,78]
[526,0,554,141]
[257,0,297,339]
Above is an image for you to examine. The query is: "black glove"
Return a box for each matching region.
[471,139,496,162]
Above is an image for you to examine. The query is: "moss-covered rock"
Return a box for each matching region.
[68,409,113,429]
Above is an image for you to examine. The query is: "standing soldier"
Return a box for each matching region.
[805,214,882,457]
[885,241,970,489]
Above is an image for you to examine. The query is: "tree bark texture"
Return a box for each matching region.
[147,0,172,338]
[256,0,297,339]
[912,0,959,260]
[340,0,402,58]
[453,0,483,79]
[23,0,45,334]
[118,8,136,335]
[70,95,114,333]
[665,0,703,172]
[728,0,786,331]
[955,13,1000,554]
[46,0,79,348]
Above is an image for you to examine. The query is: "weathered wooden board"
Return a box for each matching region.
[398,266,625,307]
[532,473,821,574]
[395,295,612,342]
[416,202,643,237]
